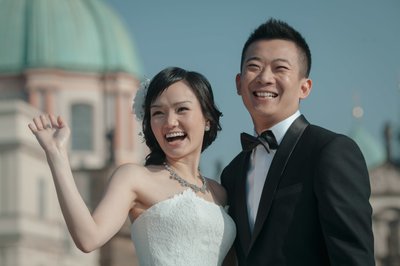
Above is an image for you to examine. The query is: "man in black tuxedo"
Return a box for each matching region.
[221,18,375,265]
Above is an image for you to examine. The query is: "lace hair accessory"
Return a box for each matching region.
[132,78,150,121]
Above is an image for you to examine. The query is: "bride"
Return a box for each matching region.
[28,67,236,266]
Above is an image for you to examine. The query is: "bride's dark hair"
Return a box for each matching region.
[142,67,222,166]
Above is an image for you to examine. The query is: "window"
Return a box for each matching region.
[71,103,94,151]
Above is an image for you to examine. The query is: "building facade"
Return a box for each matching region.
[350,115,400,266]
[369,124,400,266]
[0,0,144,265]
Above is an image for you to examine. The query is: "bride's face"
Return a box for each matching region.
[150,81,208,161]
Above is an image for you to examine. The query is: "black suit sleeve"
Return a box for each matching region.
[221,167,233,206]
[314,135,375,265]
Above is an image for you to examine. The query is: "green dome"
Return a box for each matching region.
[0,0,142,74]
[348,125,386,169]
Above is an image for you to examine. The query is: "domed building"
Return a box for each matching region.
[0,0,144,265]
[349,106,400,266]
[368,124,400,266]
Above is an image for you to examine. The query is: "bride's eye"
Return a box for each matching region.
[177,107,189,113]
[151,110,163,117]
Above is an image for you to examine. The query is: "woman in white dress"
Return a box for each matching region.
[28,67,236,266]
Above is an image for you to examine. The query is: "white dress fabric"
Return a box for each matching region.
[131,189,236,266]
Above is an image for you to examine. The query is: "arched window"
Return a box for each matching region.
[71,103,93,151]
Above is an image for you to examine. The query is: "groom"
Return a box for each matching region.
[221,18,375,265]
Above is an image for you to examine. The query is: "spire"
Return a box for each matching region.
[352,92,364,121]
[384,122,393,163]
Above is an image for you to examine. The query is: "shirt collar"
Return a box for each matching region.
[253,111,301,145]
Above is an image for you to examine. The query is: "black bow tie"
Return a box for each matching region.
[241,130,279,153]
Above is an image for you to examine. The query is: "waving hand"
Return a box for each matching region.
[28,114,70,154]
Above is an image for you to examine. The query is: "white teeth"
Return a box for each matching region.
[166,132,185,138]
[255,91,277,98]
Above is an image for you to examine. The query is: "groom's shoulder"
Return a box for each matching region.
[306,123,337,138]
[305,123,356,148]
[220,153,245,187]
[222,151,247,174]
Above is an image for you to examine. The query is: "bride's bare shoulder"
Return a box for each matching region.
[115,163,145,173]
[110,163,162,184]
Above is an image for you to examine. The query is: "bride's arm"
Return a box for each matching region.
[28,114,137,253]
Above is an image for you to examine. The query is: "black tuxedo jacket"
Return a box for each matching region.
[221,115,374,266]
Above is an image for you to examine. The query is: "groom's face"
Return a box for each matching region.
[236,39,311,132]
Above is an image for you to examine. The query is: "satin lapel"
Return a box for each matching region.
[247,115,309,254]
[234,151,252,253]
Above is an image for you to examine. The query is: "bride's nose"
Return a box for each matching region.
[165,112,179,128]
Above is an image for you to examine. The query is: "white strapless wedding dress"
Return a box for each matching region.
[131,189,236,266]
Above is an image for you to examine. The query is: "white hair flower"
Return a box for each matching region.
[132,78,150,121]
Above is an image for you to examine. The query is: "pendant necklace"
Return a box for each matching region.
[163,162,207,194]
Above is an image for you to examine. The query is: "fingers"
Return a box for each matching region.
[28,122,37,133]
[40,115,52,129]
[57,115,66,128]
[49,114,58,128]
[33,116,44,131]
[29,114,61,133]
[28,117,43,134]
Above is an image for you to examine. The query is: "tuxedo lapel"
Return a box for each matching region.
[233,152,253,252]
[247,115,309,253]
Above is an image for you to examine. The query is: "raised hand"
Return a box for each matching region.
[28,114,70,154]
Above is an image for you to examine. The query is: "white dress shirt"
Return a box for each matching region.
[246,111,301,232]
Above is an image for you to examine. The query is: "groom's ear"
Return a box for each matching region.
[299,78,312,99]
[235,73,242,95]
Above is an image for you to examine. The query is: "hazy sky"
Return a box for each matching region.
[106,0,400,178]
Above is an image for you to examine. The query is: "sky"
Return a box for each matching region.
[106,0,400,178]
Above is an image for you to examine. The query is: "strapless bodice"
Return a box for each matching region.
[131,189,236,266]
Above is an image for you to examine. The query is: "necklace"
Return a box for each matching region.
[163,162,207,194]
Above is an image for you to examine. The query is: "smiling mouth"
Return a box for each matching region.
[253,91,278,98]
[165,131,187,142]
